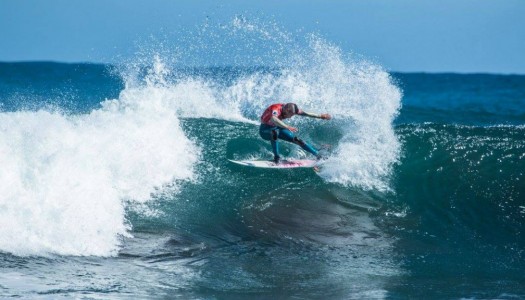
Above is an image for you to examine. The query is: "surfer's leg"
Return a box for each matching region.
[295,138,319,157]
[270,139,280,162]
[277,129,319,157]
[259,124,281,162]
[259,124,272,140]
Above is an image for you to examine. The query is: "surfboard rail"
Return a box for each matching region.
[228,159,317,169]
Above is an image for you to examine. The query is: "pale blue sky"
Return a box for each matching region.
[1,0,524,73]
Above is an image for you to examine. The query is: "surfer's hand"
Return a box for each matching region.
[321,113,332,120]
[288,126,298,132]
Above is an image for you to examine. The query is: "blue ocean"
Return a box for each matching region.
[0,24,524,299]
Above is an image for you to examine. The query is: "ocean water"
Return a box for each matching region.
[1,30,524,299]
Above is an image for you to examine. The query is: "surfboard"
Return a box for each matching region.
[228,159,317,169]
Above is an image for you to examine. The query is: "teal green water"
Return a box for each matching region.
[0,62,524,299]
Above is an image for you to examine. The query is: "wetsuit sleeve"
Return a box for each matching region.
[270,116,290,129]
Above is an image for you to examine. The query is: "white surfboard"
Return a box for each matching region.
[228,159,317,169]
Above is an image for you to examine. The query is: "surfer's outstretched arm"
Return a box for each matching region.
[298,111,332,120]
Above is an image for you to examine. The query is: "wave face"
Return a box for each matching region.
[395,123,525,250]
[1,21,524,299]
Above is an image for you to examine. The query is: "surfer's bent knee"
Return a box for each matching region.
[293,137,306,147]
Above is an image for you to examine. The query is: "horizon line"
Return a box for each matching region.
[1,60,524,76]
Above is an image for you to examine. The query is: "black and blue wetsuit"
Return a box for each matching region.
[259,124,319,160]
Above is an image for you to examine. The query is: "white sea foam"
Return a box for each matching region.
[0,60,200,256]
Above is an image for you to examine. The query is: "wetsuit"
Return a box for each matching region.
[259,104,319,162]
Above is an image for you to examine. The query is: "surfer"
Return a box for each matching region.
[260,103,331,164]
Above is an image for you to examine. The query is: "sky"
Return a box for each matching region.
[1,0,524,74]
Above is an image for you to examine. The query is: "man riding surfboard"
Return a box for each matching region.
[259,103,331,164]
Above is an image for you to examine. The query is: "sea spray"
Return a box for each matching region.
[121,18,401,193]
[224,35,402,191]
[125,26,402,191]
